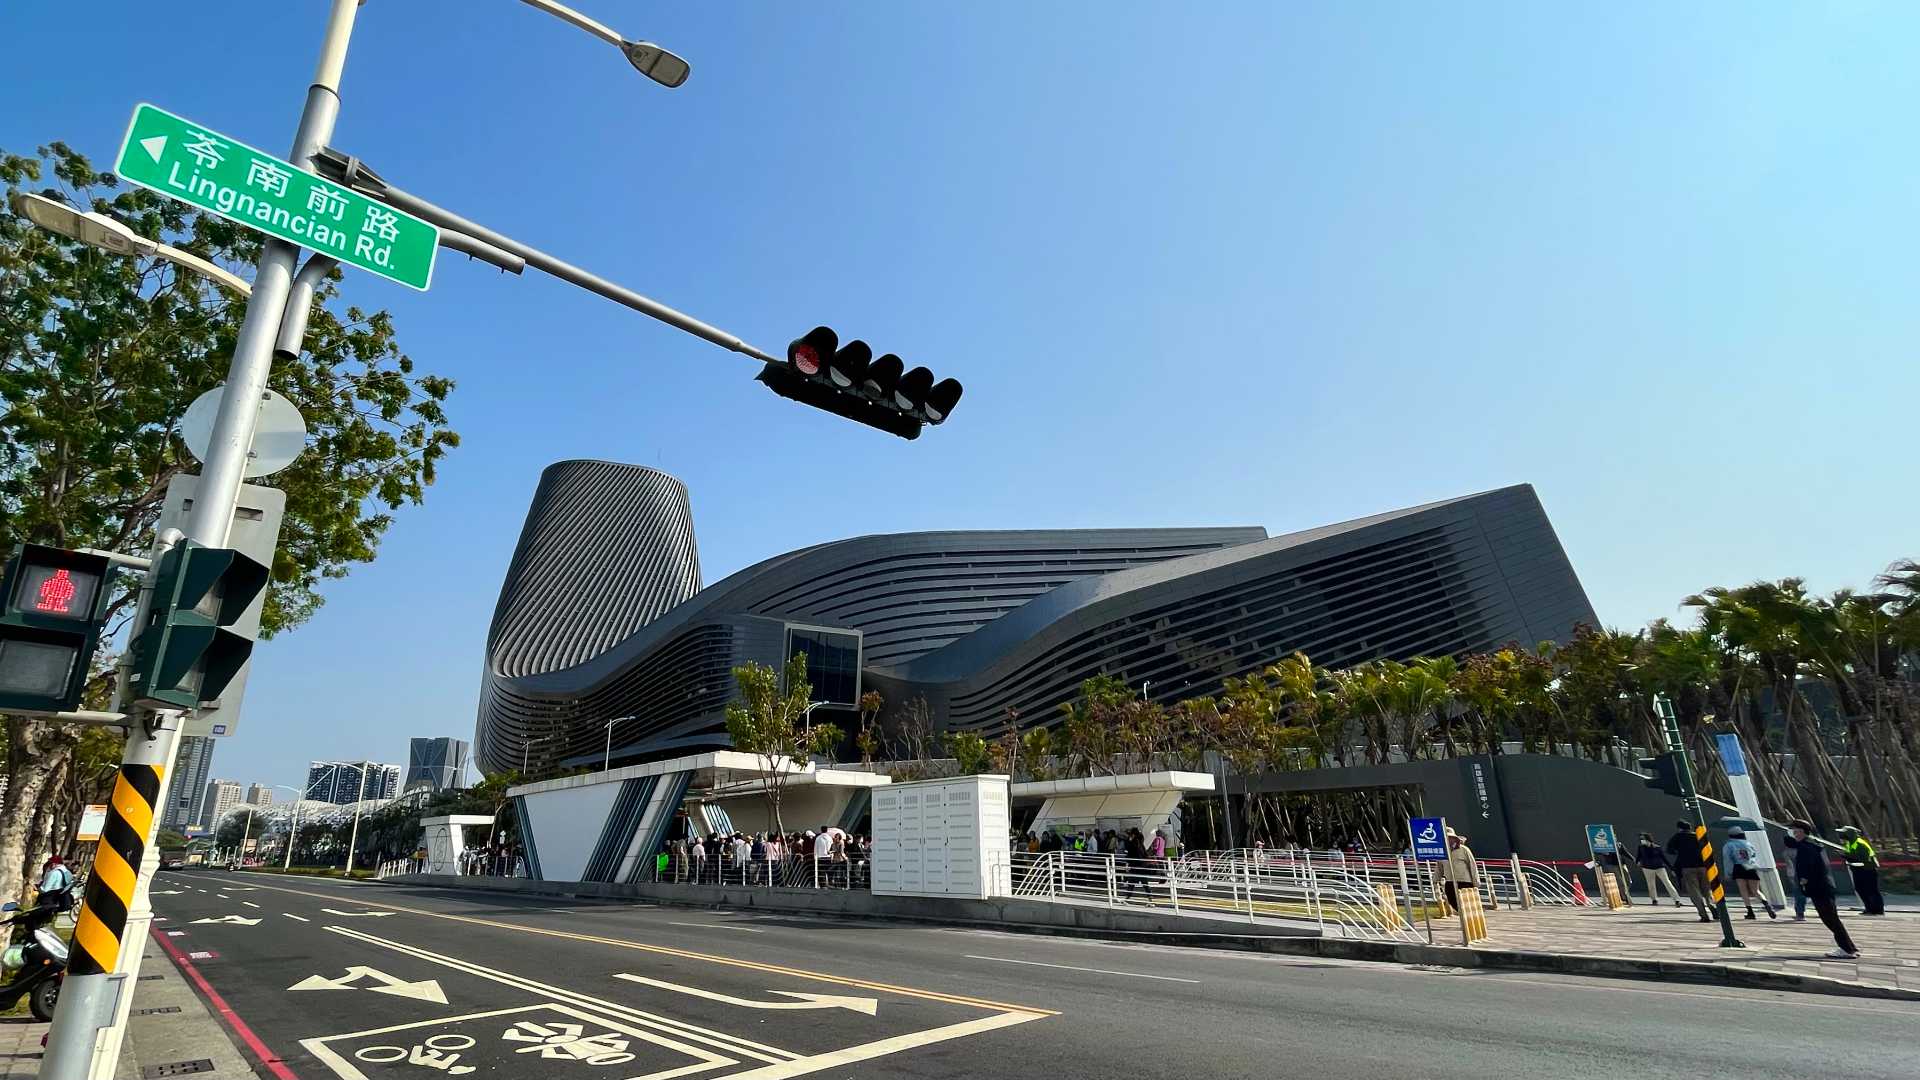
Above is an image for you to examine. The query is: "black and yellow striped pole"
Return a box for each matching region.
[69,763,163,978]
[1655,695,1744,949]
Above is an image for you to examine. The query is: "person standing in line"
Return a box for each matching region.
[1634,832,1682,905]
[732,833,751,885]
[1439,829,1478,913]
[1786,820,1859,959]
[1665,819,1713,922]
[1722,827,1777,920]
[690,834,708,882]
[1837,827,1884,915]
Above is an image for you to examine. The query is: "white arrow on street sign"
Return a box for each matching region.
[321,908,395,918]
[139,135,166,162]
[613,973,878,1015]
[288,965,447,1004]
[191,915,261,926]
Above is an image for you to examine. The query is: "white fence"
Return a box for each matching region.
[1010,849,1426,942]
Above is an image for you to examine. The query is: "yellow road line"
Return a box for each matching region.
[240,878,1057,1016]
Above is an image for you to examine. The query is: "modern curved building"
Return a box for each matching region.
[476,462,1597,777]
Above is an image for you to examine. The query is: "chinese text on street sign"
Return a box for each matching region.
[1409,816,1447,861]
[114,103,437,291]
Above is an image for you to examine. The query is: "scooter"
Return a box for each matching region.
[0,900,67,1021]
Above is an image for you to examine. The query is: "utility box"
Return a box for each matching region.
[871,774,1011,899]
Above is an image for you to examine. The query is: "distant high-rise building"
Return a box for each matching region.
[202,779,245,827]
[163,736,217,831]
[405,737,470,793]
[304,760,401,805]
[245,784,275,808]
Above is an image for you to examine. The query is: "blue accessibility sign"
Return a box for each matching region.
[1586,823,1618,855]
[1409,817,1448,861]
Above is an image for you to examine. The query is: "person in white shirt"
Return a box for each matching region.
[732,834,751,883]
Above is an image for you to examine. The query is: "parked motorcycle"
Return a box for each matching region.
[0,900,67,1021]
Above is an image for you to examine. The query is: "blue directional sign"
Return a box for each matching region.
[1586,823,1618,856]
[1409,816,1448,861]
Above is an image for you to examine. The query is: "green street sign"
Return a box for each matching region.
[114,103,438,291]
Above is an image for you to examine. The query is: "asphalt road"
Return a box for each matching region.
[146,870,1917,1080]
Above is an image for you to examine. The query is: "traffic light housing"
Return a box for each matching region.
[128,539,269,711]
[1639,751,1685,797]
[757,325,965,439]
[0,545,115,713]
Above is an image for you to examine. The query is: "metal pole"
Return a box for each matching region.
[604,719,614,772]
[284,801,300,870]
[41,530,184,1079]
[239,807,253,862]
[343,763,371,874]
[1657,695,1743,948]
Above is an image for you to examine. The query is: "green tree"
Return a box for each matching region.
[723,655,812,836]
[0,143,459,903]
[947,731,993,774]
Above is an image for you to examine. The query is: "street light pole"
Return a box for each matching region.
[342,763,374,875]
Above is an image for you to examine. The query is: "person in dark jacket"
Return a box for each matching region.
[1785,820,1859,959]
[1664,820,1712,921]
[1634,832,1682,905]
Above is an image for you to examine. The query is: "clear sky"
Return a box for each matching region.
[5,4,1915,793]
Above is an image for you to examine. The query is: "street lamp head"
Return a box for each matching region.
[623,40,690,87]
[10,192,156,257]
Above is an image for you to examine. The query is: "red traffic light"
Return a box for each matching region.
[787,326,837,377]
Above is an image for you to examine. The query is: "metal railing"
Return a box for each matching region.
[1011,850,1424,942]
[1180,848,1579,908]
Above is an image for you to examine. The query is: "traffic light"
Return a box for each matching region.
[756,325,965,439]
[128,539,269,711]
[0,545,114,713]
[1639,751,1685,797]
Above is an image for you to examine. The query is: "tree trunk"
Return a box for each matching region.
[0,719,75,907]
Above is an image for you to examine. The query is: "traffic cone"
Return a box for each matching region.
[1571,876,1590,907]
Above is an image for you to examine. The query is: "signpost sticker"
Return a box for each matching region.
[114,103,438,290]
[1409,816,1448,862]
[1586,823,1617,856]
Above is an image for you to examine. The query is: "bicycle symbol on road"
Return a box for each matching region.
[354,1034,477,1074]
[501,1020,638,1066]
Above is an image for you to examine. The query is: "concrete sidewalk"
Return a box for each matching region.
[1466,900,1920,995]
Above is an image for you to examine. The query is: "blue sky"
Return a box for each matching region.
[5,4,1916,792]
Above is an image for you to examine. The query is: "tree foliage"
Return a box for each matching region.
[0,142,459,903]
[723,654,813,836]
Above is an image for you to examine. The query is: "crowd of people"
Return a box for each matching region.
[1614,819,1882,959]
[1019,826,1172,861]
[658,827,871,889]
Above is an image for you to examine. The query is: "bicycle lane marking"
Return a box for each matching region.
[321,925,799,1064]
[236,878,1057,1015]
[319,924,1046,1080]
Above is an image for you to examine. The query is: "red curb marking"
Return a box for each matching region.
[151,929,298,1080]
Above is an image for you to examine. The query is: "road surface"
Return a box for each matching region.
[146,870,1916,1080]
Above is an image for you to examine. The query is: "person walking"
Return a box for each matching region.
[1786,820,1859,959]
[1634,832,1682,905]
[1837,827,1885,916]
[1439,829,1478,913]
[1665,819,1713,922]
[1722,827,1777,920]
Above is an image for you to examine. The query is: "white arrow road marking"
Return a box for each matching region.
[288,965,448,1004]
[283,913,310,922]
[191,915,261,926]
[140,135,166,162]
[321,908,395,918]
[614,973,878,1015]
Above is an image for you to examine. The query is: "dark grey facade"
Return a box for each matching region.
[162,734,216,832]
[476,463,1598,778]
[305,760,400,804]
[405,737,470,793]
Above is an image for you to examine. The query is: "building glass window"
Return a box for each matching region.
[785,626,861,707]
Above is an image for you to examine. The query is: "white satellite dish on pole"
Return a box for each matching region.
[180,386,308,477]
